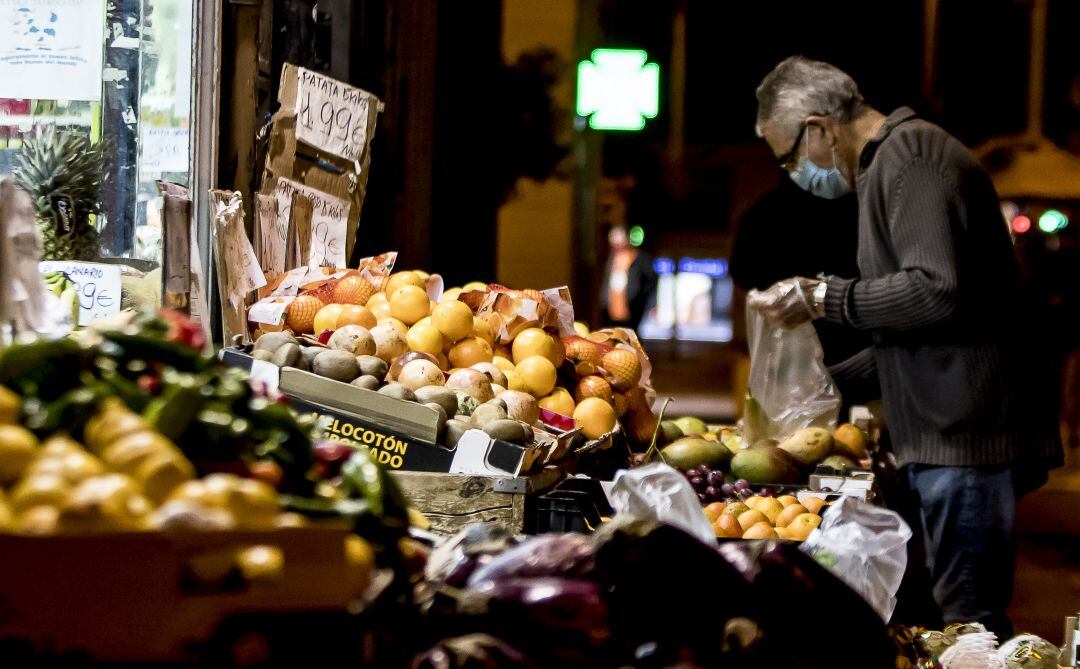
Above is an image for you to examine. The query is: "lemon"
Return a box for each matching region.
[0,424,38,485]
[0,384,21,424]
[389,285,430,326]
[431,300,474,342]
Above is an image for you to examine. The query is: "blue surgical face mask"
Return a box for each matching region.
[788,136,851,199]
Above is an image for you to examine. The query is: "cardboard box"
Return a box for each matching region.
[222,348,576,476]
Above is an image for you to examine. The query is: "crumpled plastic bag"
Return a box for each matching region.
[610,463,716,545]
[799,496,911,621]
[745,306,840,443]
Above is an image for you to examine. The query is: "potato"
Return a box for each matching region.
[356,355,389,379]
[312,349,359,382]
[254,331,297,353]
[271,342,301,368]
[350,375,381,391]
[415,386,459,417]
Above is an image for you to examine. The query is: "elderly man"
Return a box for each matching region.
[748,56,1061,636]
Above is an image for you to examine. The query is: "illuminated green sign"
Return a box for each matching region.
[577,49,659,131]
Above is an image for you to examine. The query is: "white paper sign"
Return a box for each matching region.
[0,0,107,101]
[39,260,121,326]
[141,126,190,173]
[294,67,373,162]
[273,177,349,269]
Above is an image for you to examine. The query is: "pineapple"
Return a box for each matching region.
[12,128,109,261]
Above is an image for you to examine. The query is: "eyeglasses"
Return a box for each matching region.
[777,122,808,171]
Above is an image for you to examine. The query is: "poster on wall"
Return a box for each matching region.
[0,0,106,101]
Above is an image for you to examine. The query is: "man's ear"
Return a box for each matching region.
[805,115,838,148]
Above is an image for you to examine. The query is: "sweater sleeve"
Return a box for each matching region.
[827,347,881,404]
[823,158,958,331]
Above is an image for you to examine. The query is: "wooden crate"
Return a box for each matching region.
[0,527,357,662]
[391,467,565,535]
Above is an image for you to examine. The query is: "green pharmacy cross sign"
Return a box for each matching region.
[577,48,660,131]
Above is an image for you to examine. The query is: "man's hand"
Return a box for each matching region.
[746,277,822,329]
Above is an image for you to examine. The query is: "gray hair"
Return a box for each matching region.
[755,56,865,138]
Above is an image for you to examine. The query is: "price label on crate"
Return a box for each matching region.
[294,67,375,163]
[39,261,121,326]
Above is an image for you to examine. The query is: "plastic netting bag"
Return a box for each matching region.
[799,497,912,621]
[744,305,841,443]
[610,463,716,545]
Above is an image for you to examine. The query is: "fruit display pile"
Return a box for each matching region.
[657,417,870,486]
[697,480,828,540]
[250,268,660,449]
[0,310,413,587]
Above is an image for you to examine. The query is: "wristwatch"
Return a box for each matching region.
[811,278,829,318]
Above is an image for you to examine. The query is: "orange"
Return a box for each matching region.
[406,322,445,356]
[538,388,576,417]
[572,397,617,440]
[743,522,778,539]
[368,300,392,320]
[332,275,375,305]
[472,317,496,346]
[737,509,770,532]
[515,355,557,398]
[776,495,799,508]
[462,281,488,292]
[337,304,377,330]
[431,300,474,342]
[756,497,785,524]
[573,321,590,337]
[512,328,559,366]
[313,303,346,334]
[448,337,493,368]
[775,503,809,529]
[384,271,425,297]
[285,295,324,333]
[802,497,827,515]
[833,423,869,460]
[503,369,529,393]
[787,513,822,541]
[440,287,463,302]
[716,513,742,538]
[704,502,726,523]
[601,348,642,390]
[389,285,430,325]
[492,355,514,373]
[367,291,389,310]
[573,375,614,405]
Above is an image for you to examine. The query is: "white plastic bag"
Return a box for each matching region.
[745,306,840,442]
[610,463,716,545]
[799,497,912,621]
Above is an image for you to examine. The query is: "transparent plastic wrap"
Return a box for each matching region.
[744,304,840,443]
[799,496,912,621]
[609,463,716,545]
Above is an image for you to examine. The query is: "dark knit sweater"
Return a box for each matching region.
[824,107,1062,467]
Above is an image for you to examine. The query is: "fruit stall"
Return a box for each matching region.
[2,63,1069,667]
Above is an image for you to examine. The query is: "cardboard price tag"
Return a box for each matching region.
[294,67,375,163]
[273,177,349,268]
[39,261,121,326]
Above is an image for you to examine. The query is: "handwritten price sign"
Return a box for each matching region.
[294,68,376,162]
[39,261,121,326]
[274,178,349,269]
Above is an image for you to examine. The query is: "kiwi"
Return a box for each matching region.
[469,404,507,430]
[444,419,469,448]
[295,351,311,372]
[251,350,274,362]
[356,355,389,379]
[415,386,459,417]
[424,403,448,438]
[253,332,297,353]
[271,342,301,368]
[312,349,359,382]
[300,346,323,367]
[484,419,532,445]
[350,375,381,391]
[378,383,417,403]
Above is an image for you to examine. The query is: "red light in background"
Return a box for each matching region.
[1012,215,1031,234]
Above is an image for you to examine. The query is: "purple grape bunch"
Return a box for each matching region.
[680,466,756,505]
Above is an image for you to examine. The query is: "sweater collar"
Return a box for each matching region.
[859,107,918,170]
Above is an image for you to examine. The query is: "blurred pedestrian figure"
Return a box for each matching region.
[600,225,656,329]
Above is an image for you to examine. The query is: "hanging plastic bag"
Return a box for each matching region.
[744,303,840,443]
[799,497,912,621]
[610,463,716,545]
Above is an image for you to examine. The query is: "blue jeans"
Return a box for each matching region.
[901,464,1018,638]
